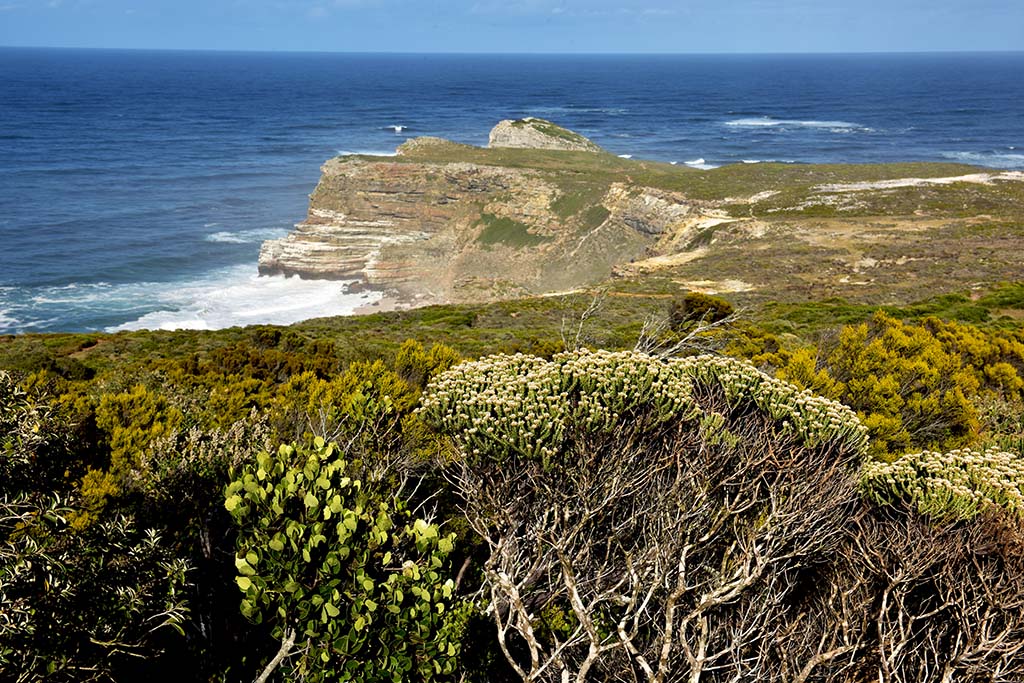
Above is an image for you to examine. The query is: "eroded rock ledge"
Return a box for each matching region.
[258,120,724,306]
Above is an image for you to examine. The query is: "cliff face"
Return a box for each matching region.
[258,134,723,305]
[260,120,1024,309]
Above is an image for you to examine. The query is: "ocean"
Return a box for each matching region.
[1,48,1022,334]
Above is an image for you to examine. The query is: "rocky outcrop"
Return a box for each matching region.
[258,125,724,306]
[487,118,603,152]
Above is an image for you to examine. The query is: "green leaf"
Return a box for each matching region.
[236,576,252,591]
[235,557,255,576]
[304,492,319,508]
[324,602,340,617]
[224,495,241,512]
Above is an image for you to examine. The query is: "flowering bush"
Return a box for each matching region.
[420,349,868,466]
[862,446,1024,520]
[421,349,869,682]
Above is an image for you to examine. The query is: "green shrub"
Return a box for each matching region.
[225,438,465,682]
[0,373,191,682]
[421,350,868,682]
[765,312,984,458]
[420,349,867,466]
[668,291,734,330]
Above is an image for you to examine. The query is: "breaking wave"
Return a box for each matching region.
[725,117,873,133]
[0,266,381,334]
[940,150,1024,169]
[683,158,719,170]
[204,228,290,244]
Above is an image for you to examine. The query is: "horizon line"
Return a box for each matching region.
[2,44,1023,57]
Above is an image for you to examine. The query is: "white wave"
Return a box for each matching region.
[1,265,382,334]
[618,154,633,159]
[684,158,719,170]
[110,265,381,332]
[940,151,1024,169]
[725,117,872,133]
[742,159,795,164]
[204,227,289,244]
[0,308,18,332]
[386,125,407,133]
[529,106,628,115]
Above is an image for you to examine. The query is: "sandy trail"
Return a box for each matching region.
[814,171,1024,193]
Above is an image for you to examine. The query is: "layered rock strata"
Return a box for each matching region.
[259,120,728,306]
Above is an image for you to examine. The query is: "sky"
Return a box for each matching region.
[0,0,1021,54]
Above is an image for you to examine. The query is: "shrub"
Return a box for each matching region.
[668,291,734,331]
[422,350,867,682]
[0,373,191,682]
[862,447,1024,520]
[225,439,465,683]
[764,312,983,458]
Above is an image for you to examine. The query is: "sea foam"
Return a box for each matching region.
[684,158,719,170]
[941,151,1024,169]
[110,265,382,332]
[725,117,872,133]
[0,265,382,334]
[337,150,399,157]
[204,227,290,244]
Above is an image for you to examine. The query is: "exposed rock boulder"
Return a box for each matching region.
[487,117,603,152]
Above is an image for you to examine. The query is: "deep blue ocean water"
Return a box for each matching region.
[1,48,1022,334]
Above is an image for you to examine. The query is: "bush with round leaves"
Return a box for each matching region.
[225,438,465,682]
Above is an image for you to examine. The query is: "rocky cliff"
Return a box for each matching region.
[260,120,1024,309]
[259,121,727,305]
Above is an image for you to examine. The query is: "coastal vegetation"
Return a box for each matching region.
[4,278,1024,680]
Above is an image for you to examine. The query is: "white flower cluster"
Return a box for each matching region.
[862,447,1024,520]
[552,349,699,432]
[418,350,697,464]
[672,354,868,455]
[420,350,868,465]
[418,353,568,463]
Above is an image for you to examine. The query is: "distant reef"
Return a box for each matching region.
[259,119,1024,309]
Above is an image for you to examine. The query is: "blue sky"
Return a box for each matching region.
[0,0,1021,53]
